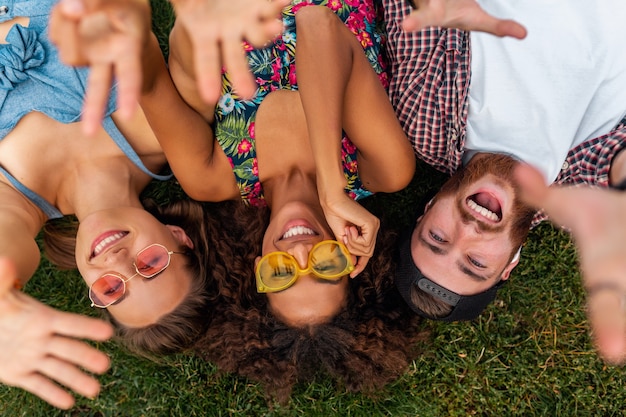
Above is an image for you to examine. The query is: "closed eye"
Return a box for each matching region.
[468,257,486,269]
[429,231,446,243]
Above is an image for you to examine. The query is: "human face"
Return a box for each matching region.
[260,202,350,326]
[410,154,534,296]
[76,207,193,327]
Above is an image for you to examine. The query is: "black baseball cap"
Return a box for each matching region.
[395,230,506,322]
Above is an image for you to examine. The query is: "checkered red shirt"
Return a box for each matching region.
[382,0,626,192]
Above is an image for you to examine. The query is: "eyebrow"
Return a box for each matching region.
[456,262,491,282]
[418,233,448,255]
[418,232,491,283]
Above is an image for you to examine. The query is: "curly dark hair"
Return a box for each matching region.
[193,223,428,403]
[43,199,268,358]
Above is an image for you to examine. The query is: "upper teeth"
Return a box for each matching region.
[282,226,315,239]
[93,232,126,256]
[467,199,500,222]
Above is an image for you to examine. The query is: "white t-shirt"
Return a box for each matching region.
[465,0,626,182]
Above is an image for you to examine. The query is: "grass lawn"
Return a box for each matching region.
[2,1,626,416]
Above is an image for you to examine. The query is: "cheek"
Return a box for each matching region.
[261,223,275,255]
[76,264,96,286]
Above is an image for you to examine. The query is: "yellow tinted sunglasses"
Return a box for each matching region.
[255,240,355,293]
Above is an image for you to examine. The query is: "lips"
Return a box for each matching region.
[90,231,128,259]
[279,220,319,241]
[467,192,502,223]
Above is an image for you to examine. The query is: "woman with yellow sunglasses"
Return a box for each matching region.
[157,3,415,325]
[159,0,422,401]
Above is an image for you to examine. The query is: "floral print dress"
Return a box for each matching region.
[214,0,388,206]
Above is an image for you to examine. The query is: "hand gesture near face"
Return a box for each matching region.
[402,0,527,39]
[169,0,290,107]
[0,258,113,409]
[49,0,151,135]
[515,164,626,365]
[320,192,380,278]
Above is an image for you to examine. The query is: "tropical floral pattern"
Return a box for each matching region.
[214,0,387,207]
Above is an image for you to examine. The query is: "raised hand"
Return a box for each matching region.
[49,0,151,135]
[320,193,380,277]
[169,0,290,106]
[515,164,626,365]
[402,0,527,39]
[0,258,114,409]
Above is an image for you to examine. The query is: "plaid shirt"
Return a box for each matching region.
[382,0,626,192]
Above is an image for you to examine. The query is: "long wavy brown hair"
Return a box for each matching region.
[43,199,268,357]
[193,225,429,403]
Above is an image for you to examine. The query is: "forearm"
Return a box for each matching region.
[294,7,352,198]
[0,217,41,287]
[140,36,225,198]
[167,21,217,120]
[1,241,40,288]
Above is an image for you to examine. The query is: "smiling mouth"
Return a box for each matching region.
[467,192,502,223]
[90,231,129,259]
[281,225,318,240]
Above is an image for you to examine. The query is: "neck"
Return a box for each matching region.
[61,161,147,222]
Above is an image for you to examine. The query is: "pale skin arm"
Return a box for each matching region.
[49,0,152,135]
[514,154,626,365]
[402,0,527,39]
[294,6,416,276]
[0,210,42,287]
[0,207,113,408]
[0,258,113,409]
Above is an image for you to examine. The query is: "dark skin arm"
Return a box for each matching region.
[140,33,238,202]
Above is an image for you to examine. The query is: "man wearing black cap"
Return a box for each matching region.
[395,153,535,321]
[383,0,626,336]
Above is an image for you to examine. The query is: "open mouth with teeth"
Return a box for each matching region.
[466,192,502,223]
[90,231,129,259]
[281,225,318,240]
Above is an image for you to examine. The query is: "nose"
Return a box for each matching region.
[287,242,312,269]
[102,247,132,268]
[459,218,483,238]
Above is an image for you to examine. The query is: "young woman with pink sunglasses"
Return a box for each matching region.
[0,0,267,409]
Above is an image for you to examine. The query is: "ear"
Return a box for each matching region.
[414,198,433,225]
[424,197,435,212]
[254,256,261,269]
[500,256,520,281]
[165,225,194,250]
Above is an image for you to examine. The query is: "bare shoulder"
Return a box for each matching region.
[0,16,30,40]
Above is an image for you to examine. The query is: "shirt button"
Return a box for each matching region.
[561,161,569,170]
[0,6,8,15]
